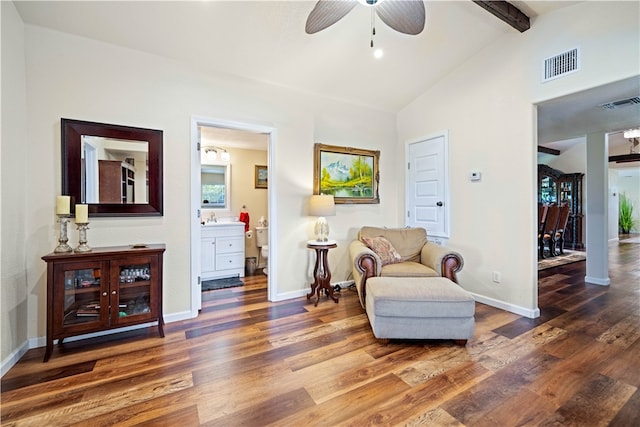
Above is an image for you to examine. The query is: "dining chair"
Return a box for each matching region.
[540,204,560,258]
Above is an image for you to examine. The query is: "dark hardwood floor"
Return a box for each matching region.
[2,238,639,426]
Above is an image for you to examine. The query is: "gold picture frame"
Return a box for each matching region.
[255,165,268,189]
[313,143,380,204]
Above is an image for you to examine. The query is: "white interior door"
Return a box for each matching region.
[406,133,449,238]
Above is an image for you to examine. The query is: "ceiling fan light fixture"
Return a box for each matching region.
[306,0,424,36]
[358,0,385,6]
[373,48,384,59]
[623,128,640,139]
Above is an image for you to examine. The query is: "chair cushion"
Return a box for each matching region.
[380,261,438,278]
[359,227,427,262]
[367,277,475,318]
[361,236,402,266]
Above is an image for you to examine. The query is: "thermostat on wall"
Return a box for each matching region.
[470,171,482,182]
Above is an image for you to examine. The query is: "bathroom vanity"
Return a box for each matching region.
[201,222,245,280]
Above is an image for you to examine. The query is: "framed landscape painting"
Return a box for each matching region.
[313,143,380,204]
[255,165,268,189]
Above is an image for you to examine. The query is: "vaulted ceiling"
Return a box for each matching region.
[13,1,638,149]
[14,0,574,112]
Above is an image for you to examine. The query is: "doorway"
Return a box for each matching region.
[190,116,276,316]
[535,76,640,297]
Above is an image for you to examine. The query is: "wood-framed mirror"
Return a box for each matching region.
[61,118,163,217]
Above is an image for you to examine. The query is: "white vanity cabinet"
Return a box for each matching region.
[201,222,245,280]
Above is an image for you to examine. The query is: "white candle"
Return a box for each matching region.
[75,204,88,223]
[56,196,70,215]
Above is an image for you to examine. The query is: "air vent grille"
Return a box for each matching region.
[542,47,580,82]
[600,97,640,110]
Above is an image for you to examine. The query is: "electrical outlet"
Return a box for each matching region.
[492,271,501,283]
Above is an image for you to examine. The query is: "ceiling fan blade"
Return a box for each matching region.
[376,0,425,35]
[305,0,358,34]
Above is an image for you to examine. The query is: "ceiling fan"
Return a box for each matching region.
[305,0,426,36]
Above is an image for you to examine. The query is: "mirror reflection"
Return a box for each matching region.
[201,164,230,209]
[81,136,149,204]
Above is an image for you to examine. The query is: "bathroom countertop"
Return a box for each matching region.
[202,221,246,227]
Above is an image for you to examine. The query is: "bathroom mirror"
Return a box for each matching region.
[201,163,230,210]
[61,118,163,216]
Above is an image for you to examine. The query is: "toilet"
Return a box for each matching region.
[255,226,268,275]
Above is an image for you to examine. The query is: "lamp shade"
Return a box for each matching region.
[309,195,336,217]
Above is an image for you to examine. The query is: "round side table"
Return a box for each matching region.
[306,240,338,306]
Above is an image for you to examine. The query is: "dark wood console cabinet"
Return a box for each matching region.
[42,244,165,362]
[538,164,584,250]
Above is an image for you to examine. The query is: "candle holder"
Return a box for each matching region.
[54,215,73,253]
[74,223,92,253]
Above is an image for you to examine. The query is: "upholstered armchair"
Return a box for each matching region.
[349,226,464,308]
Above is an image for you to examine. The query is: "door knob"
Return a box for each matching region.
[436,201,443,207]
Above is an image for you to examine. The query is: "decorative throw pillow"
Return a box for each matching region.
[361,236,402,266]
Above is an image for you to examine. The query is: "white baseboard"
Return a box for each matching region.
[585,276,610,286]
[470,293,540,319]
[272,288,308,302]
[164,310,194,323]
[1,340,30,378]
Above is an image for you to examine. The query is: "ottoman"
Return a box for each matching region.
[365,277,475,344]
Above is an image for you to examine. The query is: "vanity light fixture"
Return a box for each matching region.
[204,146,231,162]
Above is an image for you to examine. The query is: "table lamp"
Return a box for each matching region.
[309,194,336,242]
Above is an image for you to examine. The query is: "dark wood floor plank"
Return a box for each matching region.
[598,336,640,387]
[543,372,637,426]
[1,237,638,425]
[609,386,640,426]
[525,339,624,408]
[0,360,96,393]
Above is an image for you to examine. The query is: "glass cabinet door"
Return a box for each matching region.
[540,176,557,204]
[112,256,158,325]
[54,261,108,332]
[560,180,573,205]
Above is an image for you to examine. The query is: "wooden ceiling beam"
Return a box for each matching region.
[473,1,531,33]
[538,146,560,156]
[609,154,640,163]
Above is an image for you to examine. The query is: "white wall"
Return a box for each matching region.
[1,1,30,369]
[398,1,639,316]
[543,139,587,175]
[12,24,398,351]
[614,168,640,232]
